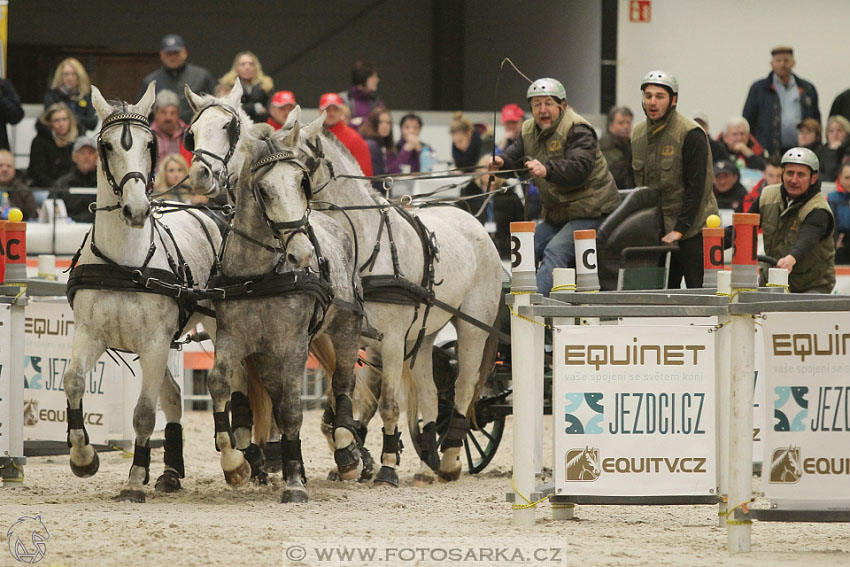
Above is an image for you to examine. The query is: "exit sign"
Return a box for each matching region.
[630,0,651,22]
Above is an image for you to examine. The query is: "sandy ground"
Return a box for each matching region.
[1,410,848,567]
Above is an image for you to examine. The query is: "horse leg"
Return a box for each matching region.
[117,347,170,502]
[206,336,250,486]
[327,312,365,481]
[373,341,404,488]
[411,334,440,486]
[63,328,106,479]
[154,367,184,493]
[229,361,268,484]
[274,350,309,503]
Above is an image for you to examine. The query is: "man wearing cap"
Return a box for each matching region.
[151,89,192,165]
[267,91,297,130]
[712,159,747,212]
[743,46,820,157]
[52,136,98,222]
[632,70,718,289]
[497,103,524,152]
[139,34,217,124]
[319,92,373,176]
[599,106,635,189]
[489,77,620,295]
[746,147,834,293]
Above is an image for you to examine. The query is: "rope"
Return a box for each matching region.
[110,445,135,458]
[0,459,24,482]
[766,282,789,291]
[507,291,560,333]
[550,284,576,292]
[721,498,755,525]
[510,476,548,510]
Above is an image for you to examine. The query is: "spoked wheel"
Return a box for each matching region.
[410,341,507,474]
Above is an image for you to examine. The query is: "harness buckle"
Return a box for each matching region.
[131,270,143,284]
[214,287,226,300]
[244,280,254,294]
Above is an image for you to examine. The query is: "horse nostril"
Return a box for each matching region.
[122,205,132,218]
[287,253,298,266]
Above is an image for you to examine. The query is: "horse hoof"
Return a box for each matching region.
[116,489,146,503]
[223,459,251,486]
[70,451,99,478]
[413,472,435,487]
[327,469,342,482]
[154,470,182,493]
[334,442,362,481]
[373,466,399,487]
[252,471,270,486]
[281,488,308,503]
[438,468,462,483]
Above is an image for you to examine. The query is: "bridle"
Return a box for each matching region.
[184,102,241,196]
[96,109,158,203]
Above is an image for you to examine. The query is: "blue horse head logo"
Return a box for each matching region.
[7,515,50,564]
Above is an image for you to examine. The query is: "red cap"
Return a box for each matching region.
[271,91,296,107]
[319,92,345,110]
[501,103,524,124]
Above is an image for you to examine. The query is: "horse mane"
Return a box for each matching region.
[567,448,590,469]
[313,130,382,200]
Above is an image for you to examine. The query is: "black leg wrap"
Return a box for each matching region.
[243,443,267,482]
[133,444,151,485]
[416,422,441,471]
[440,410,469,451]
[66,402,89,447]
[163,423,185,478]
[213,405,235,452]
[262,440,282,473]
[281,438,306,483]
[381,427,403,466]
[230,391,253,430]
[357,425,368,445]
[333,394,360,437]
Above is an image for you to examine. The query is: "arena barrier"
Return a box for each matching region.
[507,214,850,553]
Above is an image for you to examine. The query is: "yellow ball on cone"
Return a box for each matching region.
[7,208,23,223]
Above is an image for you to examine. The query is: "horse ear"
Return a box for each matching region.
[284,105,301,130]
[281,121,301,147]
[228,80,243,108]
[184,84,204,113]
[301,111,325,141]
[91,86,113,120]
[136,81,157,116]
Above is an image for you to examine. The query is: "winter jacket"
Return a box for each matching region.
[452,130,494,171]
[43,87,98,132]
[341,86,384,129]
[598,131,634,189]
[238,82,271,123]
[817,141,850,182]
[827,189,850,239]
[52,167,97,223]
[1,171,39,220]
[28,130,73,188]
[743,71,820,156]
[0,79,24,151]
[139,63,217,124]
[713,133,767,170]
[714,181,748,212]
[326,121,374,176]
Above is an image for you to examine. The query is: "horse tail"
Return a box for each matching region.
[245,355,273,446]
[466,296,504,427]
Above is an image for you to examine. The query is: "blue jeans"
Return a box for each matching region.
[534,217,606,295]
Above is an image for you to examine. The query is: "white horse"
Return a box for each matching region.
[63,82,221,502]
[185,86,503,486]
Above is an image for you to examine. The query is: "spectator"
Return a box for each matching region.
[266,91,297,130]
[359,108,401,192]
[632,70,718,289]
[828,85,850,125]
[693,112,727,167]
[497,103,524,153]
[716,116,766,170]
[743,46,819,157]
[151,90,192,165]
[397,113,437,173]
[43,58,98,133]
[340,60,385,129]
[599,105,635,189]
[153,153,191,200]
[52,136,98,223]
[712,159,747,212]
[747,148,834,293]
[796,118,822,153]
[744,154,782,212]
[28,103,77,189]
[139,34,217,124]
[460,155,524,259]
[218,51,273,123]
[828,162,850,264]
[450,111,493,171]
[319,92,373,176]
[0,77,23,151]
[490,77,620,295]
[0,150,38,220]
[818,115,850,182]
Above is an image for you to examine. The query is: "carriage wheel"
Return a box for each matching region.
[410,341,506,474]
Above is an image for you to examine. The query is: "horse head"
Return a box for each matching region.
[91,82,158,227]
[237,120,316,269]
[185,81,245,198]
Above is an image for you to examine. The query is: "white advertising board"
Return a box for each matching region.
[554,325,717,496]
[0,304,11,455]
[761,312,850,508]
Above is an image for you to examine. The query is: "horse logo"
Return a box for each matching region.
[566,447,601,481]
[773,386,808,432]
[6,515,50,564]
[564,392,604,434]
[769,446,802,484]
[23,399,39,427]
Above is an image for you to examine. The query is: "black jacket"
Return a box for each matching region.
[239,83,271,123]
[43,88,98,132]
[714,181,748,212]
[53,167,97,223]
[743,71,820,156]
[0,79,24,151]
[139,63,217,124]
[28,131,73,188]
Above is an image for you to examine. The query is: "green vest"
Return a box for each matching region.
[631,110,718,240]
[520,108,620,225]
[759,184,835,293]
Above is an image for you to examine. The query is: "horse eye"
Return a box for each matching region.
[102,142,113,152]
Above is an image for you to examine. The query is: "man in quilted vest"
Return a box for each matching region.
[490,77,620,295]
[632,70,718,288]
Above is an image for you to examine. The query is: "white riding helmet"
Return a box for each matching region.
[781,147,820,172]
[640,70,679,96]
[526,78,567,104]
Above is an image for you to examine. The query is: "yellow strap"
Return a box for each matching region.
[766,282,789,290]
[510,476,548,510]
[550,284,576,292]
